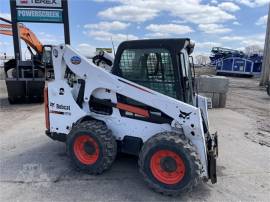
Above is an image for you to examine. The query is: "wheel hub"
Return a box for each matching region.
[150,150,186,185]
[160,157,177,172]
[73,135,99,165]
[84,142,96,155]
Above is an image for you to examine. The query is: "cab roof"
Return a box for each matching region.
[117,38,195,55]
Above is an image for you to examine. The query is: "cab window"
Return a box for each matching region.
[179,49,193,104]
[42,46,52,65]
[118,48,178,99]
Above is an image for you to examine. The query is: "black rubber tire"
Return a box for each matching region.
[138,132,202,196]
[11,68,17,78]
[8,97,16,104]
[267,81,270,96]
[66,120,117,174]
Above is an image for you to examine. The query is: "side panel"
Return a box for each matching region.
[233,58,245,72]
[222,58,233,71]
[92,113,172,142]
[245,61,252,72]
[48,80,86,134]
[48,80,173,141]
[196,94,209,127]
[252,62,262,73]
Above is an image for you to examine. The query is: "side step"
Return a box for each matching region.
[46,130,67,142]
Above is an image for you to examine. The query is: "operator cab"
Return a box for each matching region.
[112,38,195,105]
[41,45,54,79]
[42,45,53,66]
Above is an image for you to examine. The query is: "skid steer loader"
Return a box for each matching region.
[45,38,218,196]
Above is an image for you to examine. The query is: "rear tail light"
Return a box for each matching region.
[44,87,50,129]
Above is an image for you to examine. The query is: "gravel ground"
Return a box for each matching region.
[226,77,270,147]
[0,75,270,201]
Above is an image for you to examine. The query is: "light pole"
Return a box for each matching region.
[260,4,270,86]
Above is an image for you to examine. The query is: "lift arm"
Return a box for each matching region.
[0,17,43,54]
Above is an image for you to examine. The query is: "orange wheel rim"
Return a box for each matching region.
[73,135,99,165]
[150,150,186,185]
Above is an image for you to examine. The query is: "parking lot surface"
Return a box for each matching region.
[0,77,270,201]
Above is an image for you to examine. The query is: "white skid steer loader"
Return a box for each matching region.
[44,39,218,196]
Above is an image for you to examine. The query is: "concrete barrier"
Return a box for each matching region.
[196,75,229,108]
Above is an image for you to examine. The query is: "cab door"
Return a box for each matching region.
[179,49,194,105]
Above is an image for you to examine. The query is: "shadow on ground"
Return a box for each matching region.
[0,138,212,201]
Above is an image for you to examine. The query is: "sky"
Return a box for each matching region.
[0,0,269,58]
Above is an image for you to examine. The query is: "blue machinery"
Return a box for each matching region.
[210,47,263,76]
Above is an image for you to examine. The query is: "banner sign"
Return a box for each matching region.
[16,0,62,8]
[17,8,63,22]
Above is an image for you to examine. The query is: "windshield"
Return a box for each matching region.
[42,46,52,64]
[118,48,179,99]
